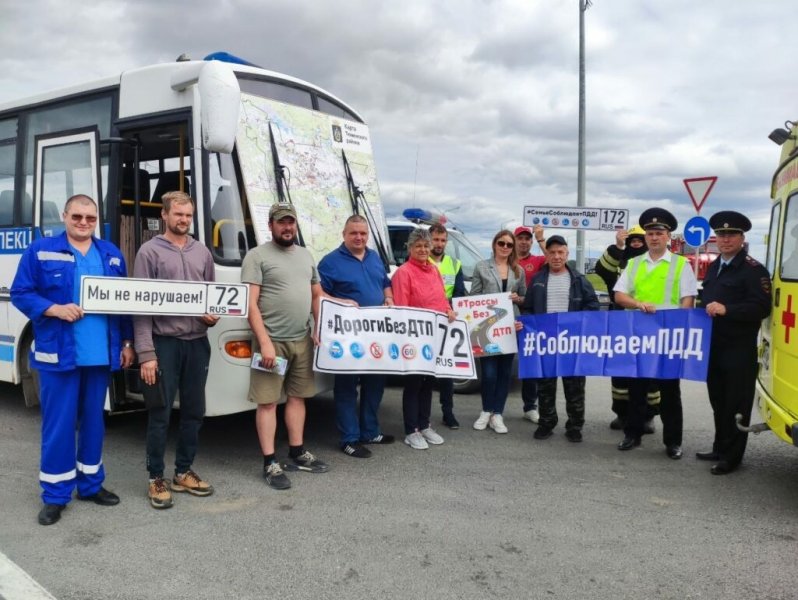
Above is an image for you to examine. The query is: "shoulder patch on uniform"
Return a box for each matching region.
[745,255,761,267]
[761,277,771,294]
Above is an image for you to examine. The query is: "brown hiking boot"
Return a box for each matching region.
[148,477,173,509]
[171,470,214,497]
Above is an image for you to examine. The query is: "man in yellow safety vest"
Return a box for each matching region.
[429,222,466,428]
[612,208,698,460]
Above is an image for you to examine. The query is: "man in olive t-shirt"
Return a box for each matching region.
[241,203,328,491]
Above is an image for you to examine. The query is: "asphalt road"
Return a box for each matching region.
[1,377,797,600]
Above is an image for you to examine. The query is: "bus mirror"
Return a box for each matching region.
[198,61,240,154]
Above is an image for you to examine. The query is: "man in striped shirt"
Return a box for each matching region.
[521,235,600,442]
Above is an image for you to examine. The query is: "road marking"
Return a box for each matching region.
[0,550,57,600]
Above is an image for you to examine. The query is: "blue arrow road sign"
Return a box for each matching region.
[683,216,711,247]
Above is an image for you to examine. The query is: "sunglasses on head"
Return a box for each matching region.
[496,241,514,248]
[69,214,98,224]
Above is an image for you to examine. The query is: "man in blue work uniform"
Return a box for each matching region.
[11,194,135,525]
[318,215,395,458]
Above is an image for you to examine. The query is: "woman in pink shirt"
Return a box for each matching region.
[392,229,456,450]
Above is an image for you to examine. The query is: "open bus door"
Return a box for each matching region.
[22,128,103,407]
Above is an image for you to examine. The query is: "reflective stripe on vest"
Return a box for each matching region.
[433,255,461,300]
[626,254,686,307]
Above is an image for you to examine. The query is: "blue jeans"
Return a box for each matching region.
[146,336,210,478]
[521,378,538,412]
[480,354,514,414]
[334,374,386,445]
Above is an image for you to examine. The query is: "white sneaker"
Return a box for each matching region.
[489,414,508,434]
[404,432,429,450]
[524,409,540,424]
[473,411,491,430]
[420,427,444,445]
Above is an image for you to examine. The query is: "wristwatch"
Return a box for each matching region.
[123,341,133,349]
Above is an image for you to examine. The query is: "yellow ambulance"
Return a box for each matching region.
[757,119,798,446]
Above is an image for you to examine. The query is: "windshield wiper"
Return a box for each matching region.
[268,122,305,247]
[342,149,391,269]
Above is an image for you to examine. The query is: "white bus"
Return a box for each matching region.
[0,52,393,415]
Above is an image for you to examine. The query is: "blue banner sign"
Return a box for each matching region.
[517,308,711,382]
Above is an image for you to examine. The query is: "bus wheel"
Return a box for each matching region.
[20,333,40,407]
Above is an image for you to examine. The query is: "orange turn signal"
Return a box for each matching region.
[225,340,252,358]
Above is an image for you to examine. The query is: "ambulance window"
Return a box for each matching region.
[779,194,798,280]
[766,202,780,277]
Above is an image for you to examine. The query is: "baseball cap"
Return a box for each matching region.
[269,203,297,221]
[545,235,567,249]
[514,226,533,237]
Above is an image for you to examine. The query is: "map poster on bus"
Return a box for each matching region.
[453,293,518,357]
[80,276,249,317]
[523,206,629,231]
[314,299,476,379]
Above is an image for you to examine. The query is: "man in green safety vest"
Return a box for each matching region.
[612,208,698,460]
[429,222,466,428]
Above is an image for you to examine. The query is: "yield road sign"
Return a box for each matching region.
[684,216,711,247]
[683,176,717,213]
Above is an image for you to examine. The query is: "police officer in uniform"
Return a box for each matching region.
[613,208,698,459]
[698,211,771,474]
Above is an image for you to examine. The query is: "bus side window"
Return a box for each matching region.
[151,172,189,203]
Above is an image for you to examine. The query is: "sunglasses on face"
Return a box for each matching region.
[68,214,98,224]
[496,241,514,249]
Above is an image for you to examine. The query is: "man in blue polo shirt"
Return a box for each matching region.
[318,215,395,458]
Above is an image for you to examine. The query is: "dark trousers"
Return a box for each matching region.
[611,376,660,419]
[626,378,682,446]
[706,348,757,467]
[438,377,455,416]
[480,354,514,414]
[403,375,435,434]
[537,376,586,431]
[334,373,386,445]
[521,378,538,412]
[146,335,210,478]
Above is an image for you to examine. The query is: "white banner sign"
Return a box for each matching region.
[80,276,249,317]
[523,205,629,231]
[314,299,476,378]
[453,292,518,357]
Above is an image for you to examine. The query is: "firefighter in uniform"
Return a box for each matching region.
[613,208,698,459]
[698,211,771,474]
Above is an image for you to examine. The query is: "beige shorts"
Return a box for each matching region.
[248,335,316,405]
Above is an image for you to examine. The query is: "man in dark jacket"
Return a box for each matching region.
[698,211,771,475]
[521,235,599,442]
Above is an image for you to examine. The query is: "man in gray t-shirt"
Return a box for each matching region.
[241,203,329,490]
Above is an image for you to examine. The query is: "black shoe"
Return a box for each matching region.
[533,426,553,440]
[264,462,291,490]
[283,450,329,473]
[341,442,372,458]
[696,450,720,461]
[362,434,396,445]
[711,461,736,475]
[565,429,582,443]
[38,503,65,526]
[642,419,656,435]
[618,436,641,451]
[77,487,120,506]
[666,445,683,460]
[442,414,460,430]
[609,417,625,430]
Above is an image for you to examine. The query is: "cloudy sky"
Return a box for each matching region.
[1,0,794,259]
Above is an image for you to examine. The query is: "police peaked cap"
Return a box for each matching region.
[639,208,677,232]
[709,210,751,233]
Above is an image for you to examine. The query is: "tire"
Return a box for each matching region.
[19,332,40,407]
[452,362,481,394]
